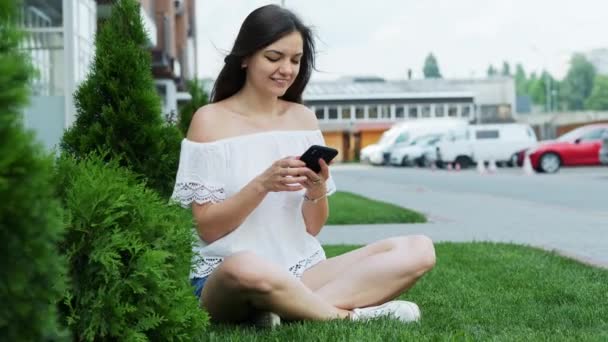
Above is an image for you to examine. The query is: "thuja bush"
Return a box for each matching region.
[60,0,181,198]
[55,154,208,341]
[0,0,68,340]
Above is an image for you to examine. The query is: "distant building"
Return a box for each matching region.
[586,48,608,76]
[304,77,516,161]
[19,0,197,150]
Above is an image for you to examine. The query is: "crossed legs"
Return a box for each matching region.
[200,235,436,323]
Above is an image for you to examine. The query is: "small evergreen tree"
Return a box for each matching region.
[55,154,208,341]
[0,1,68,339]
[487,64,497,77]
[423,53,442,78]
[178,79,208,136]
[60,0,181,198]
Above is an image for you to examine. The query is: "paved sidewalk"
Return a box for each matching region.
[317,168,608,268]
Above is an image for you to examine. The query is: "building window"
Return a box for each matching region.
[408,105,418,118]
[421,105,431,118]
[395,105,404,118]
[355,106,365,119]
[435,104,445,117]
[462,105,471,117]
[368,105,378,119]
[379,105,390,119]
[341,106,352,120]
[315,107,325,120]
[448,104,458,117]
[328,107,338,120]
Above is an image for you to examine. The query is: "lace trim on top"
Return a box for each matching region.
[172,182,225,207]
[192,249,324,279]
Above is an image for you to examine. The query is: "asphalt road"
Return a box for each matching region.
[319,164,608,267]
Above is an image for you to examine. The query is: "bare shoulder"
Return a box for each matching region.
[186,103,227,143]
[286,102,319,130]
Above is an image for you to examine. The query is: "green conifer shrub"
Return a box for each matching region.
[0,1,68,339]
[60,0,181,198]
[55,154,208,341]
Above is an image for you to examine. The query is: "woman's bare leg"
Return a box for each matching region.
[200,251,351,323]
[301,235,436,309]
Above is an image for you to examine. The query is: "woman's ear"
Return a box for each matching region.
[241,56,249,69]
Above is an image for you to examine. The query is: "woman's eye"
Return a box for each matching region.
[266,57,279,62]
[292,60,301,65]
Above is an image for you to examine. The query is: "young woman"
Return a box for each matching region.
[171,4,435,327]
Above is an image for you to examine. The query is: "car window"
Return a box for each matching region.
[580,129,606,142]
[394,132,409,144]
[475,130,500,139]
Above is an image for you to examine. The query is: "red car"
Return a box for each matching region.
[516,123,608,173]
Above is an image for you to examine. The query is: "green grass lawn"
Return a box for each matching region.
[205,242,608,341]
[327,191,426,225]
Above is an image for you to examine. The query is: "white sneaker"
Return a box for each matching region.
[351,300,421,323]
[252,311,281,329]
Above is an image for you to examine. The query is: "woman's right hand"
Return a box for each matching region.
[255,156,315,193]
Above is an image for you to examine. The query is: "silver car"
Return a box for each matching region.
[600,134,608,165]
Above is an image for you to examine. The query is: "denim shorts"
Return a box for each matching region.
[191,276,210,299]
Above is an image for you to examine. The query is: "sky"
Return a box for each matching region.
[195,0,608,81]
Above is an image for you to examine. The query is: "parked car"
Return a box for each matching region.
[360,118,468,165]
[601,133,608,165]
[389,134,443,166]
[516,123,608,173]
[435,123,538,169]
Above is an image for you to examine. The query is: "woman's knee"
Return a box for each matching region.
[394,235,436,275]
[219,251,276,293]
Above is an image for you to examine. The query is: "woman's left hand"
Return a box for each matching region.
[301,158,329,194]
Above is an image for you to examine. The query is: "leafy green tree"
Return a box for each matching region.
[487,64,497,77]
[178,79,208,136]
[585,75,608,110]
[561,53,596,110]
[501,61,511,76]
[60,0,181,198]
[0,1,68,339]
[514,63,527,95]
[423,53,442,78]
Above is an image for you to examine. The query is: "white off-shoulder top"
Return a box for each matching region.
[170,130,337,279]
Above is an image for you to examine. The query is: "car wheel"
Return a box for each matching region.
[416,156,427,167]
[455,156,473,169]
[539,152,561,173]
[401,157,408,166]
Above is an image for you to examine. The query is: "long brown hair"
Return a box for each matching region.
[210,5,315,104]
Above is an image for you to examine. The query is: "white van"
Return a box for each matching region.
[360,118,469,165]
[434,123,537,168]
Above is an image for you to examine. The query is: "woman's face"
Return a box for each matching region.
[244,31,303,97]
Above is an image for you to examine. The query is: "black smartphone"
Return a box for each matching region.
[300,145,338,173]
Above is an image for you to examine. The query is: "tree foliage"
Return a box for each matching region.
[423,53,442,78]
[0,1,68,339]
[60,0,181,197]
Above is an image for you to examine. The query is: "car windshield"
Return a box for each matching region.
[378,129,400,145]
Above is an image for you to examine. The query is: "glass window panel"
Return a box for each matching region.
[355,106,365,119]
[395,105,404,118]
[368,105,378,119]
[435,104,445,117]
[341,106,352,119]
[315,107,324,120]
[408,105,418,118]
[421,105,431,118]
[328,107,338,120]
